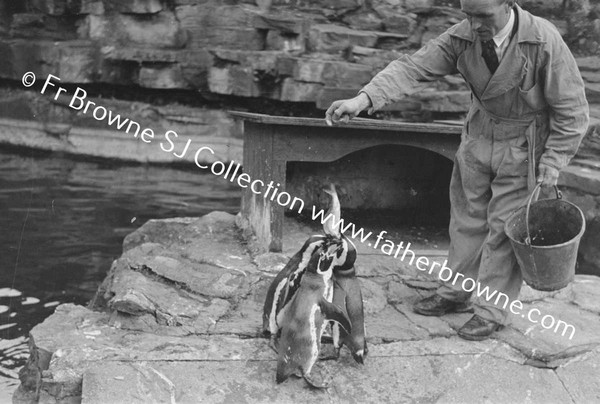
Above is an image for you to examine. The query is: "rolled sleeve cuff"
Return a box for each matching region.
[539,150,569,171]
[359,85,387,112]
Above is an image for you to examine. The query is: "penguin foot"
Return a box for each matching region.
[303,366,333,389]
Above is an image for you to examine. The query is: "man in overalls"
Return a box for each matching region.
[325,0,589,340]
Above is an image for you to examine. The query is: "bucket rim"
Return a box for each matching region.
[504,199,587,249]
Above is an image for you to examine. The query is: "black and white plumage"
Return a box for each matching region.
[263,182,367,387]
[322,184,367,363]
[275,244,351,388]
[262,234,328,339]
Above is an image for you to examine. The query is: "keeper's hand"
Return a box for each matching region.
[537,163,559,188]
[325,93,373,126]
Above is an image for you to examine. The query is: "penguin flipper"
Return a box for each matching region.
[319,299,351,334]
[331,280,350,345]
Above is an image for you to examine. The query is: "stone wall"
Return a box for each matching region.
[0,0,599,126]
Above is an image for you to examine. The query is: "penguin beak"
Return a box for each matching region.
[317,254,334,273]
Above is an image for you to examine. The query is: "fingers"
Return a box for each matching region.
[325,101,343,126]
[324,99,358,126]
[536,165,544,184]
[537,164,559,188]
[332,102,347,122]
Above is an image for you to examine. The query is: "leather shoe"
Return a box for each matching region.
[413,294,472,317]
[458,314,503,341]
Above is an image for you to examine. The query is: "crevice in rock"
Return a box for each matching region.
[485,353,527,366]
[553,369,577,404]
[129,263,223,301]
[107,358,281,365]
[375,336,431,344]
[208,331,261,339]
[359,273,399,279]
[179,251,252,277]
[567,299,600,317]
[364,352,503,360]
[503,339,600,369]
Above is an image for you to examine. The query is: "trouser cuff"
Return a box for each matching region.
[436,284,471,303]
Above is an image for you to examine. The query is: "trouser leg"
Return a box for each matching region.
[473,138,530,323]
[437,146,491,303]
[438,133,530,324]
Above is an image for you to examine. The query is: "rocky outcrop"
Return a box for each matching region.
[13,212,600,403]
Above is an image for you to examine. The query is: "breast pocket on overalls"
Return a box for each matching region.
[518,82,545,111]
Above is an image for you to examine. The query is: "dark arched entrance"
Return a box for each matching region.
[287,144,452,224]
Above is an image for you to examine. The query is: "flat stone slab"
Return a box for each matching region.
[14,212,600,403]
[80,347,580,403]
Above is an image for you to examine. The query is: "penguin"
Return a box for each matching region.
[323,184,368,364]
[262,184,349,344]
[276,244,352,388]
[262,234,327,341]
[331,261,368,364]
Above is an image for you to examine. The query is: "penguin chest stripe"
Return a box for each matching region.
[307,304,320,374]
[321,270,333,301]
[332,323,340,348]
[297,240,325,275]
[271,279,288,331]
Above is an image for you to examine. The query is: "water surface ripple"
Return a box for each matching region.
[0,147,241,400]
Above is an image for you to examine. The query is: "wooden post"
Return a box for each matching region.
[241,122,286,252]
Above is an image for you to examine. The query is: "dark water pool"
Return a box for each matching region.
[0,147,241,400]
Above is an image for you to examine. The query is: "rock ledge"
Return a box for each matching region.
[13,211,600,403]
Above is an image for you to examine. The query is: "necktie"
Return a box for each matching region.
[481,39,499,74]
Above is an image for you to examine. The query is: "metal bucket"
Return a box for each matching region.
[504,184,586,291]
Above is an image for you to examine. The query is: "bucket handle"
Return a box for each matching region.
[524,183,562,246]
